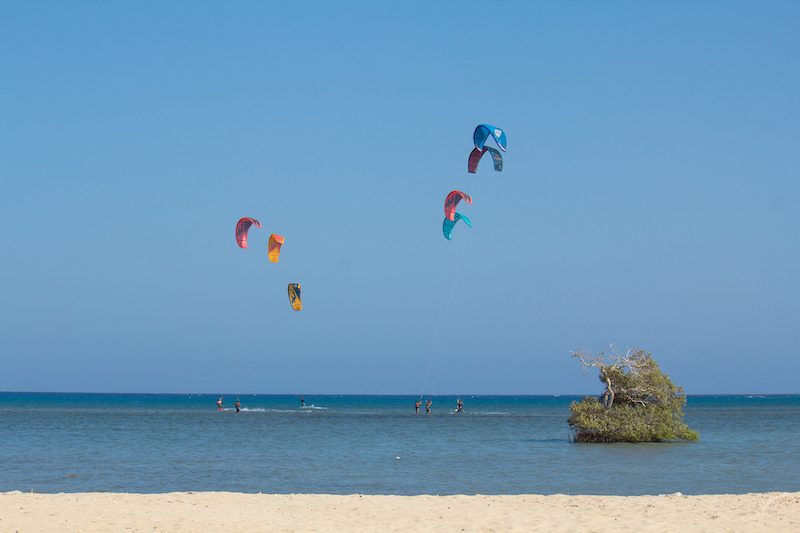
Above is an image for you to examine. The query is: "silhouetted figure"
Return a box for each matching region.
[415,399,421,415]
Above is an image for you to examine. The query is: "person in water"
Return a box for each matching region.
[426,399,432,414]
[217,397,223,410]
[301,397,306,408]
[456,398,464,413]
[235,398,241,413]
[415,399,421,415]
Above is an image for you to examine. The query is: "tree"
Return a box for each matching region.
[568,345,699,443]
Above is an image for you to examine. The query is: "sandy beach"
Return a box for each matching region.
[2,491,798,532]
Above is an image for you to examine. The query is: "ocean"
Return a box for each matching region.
[1,393,798,495]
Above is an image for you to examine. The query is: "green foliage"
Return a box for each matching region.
[568,347,699,443]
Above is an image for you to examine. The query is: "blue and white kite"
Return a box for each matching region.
[473,124,507,152]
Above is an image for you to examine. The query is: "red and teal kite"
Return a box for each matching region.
[468,146,503,173]
[444,191,472,221]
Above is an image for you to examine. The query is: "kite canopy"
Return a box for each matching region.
[444,191,472,221]
[288,283,302,311]
[236,217,261,248]
[468,146,503,173]
[443,212,471,241]
[473,124,507,152]
[268,234,285,263]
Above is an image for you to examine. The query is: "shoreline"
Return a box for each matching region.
[3,491,799,532]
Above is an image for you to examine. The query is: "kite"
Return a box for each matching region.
[443,212,471,241]
[288,283,302,311]
[473,124,507,152]
[268,234,284,263]
[235,217,261,248]
[468,146,503,173]
[444,191,472,221]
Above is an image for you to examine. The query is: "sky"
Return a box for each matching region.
[1,1,798,395]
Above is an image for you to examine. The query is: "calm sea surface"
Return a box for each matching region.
[1,393,798,495]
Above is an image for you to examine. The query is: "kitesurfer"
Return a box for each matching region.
[456,398,464,413]
[301,397,306,408]
[235,398,241,413]
[426,400,432,414]
[217,397,223,410]
[415,399,421,415]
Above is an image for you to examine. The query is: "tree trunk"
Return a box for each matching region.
[601,376,614,408]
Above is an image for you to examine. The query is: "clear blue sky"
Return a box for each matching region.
[1,1,798,395]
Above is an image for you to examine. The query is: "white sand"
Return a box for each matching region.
[2,491,799,532]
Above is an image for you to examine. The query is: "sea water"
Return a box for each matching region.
[1,393,798,495]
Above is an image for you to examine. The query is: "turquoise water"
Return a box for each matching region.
[1,393,798,495]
